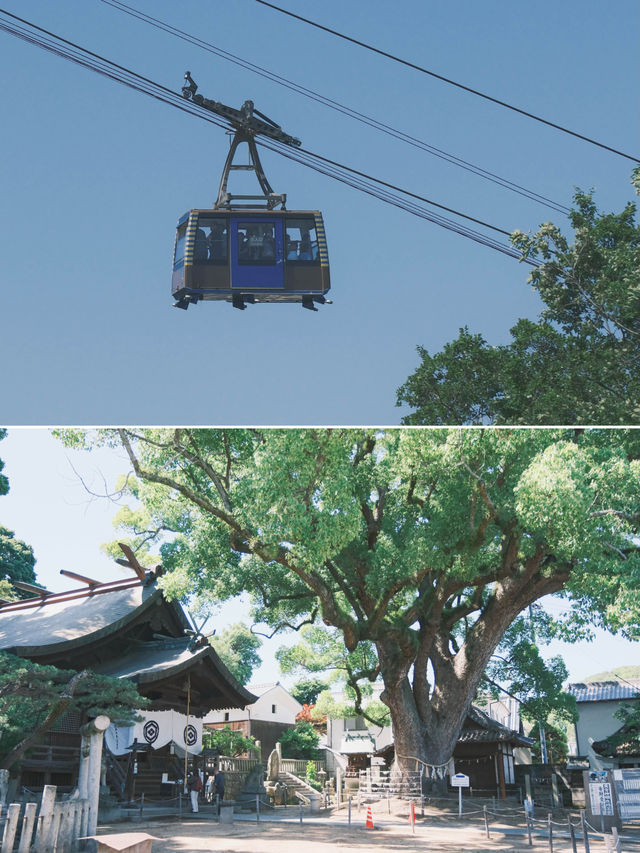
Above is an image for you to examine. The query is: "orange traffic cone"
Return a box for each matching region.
[365,806,374,829]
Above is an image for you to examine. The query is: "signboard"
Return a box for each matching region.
[589,782,615,816]
[451,773,470,787]
[613,769,640,820]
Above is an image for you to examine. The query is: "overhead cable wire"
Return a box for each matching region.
[0,11,232,133]
[260,139,527,259]
[253,0,640,164]
[0,7,539,265]
[97,0,569,215]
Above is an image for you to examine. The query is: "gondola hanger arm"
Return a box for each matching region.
[181,71,301,148]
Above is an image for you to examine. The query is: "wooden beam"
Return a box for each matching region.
[13,581,51,597]
[117,543,147,581]
[59,570,100,588]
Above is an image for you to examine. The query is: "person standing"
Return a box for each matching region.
[187,770,202,813]
[214,768,226,802]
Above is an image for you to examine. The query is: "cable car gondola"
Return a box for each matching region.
[172,73,330,311]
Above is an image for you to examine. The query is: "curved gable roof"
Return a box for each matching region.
[0,577,187,658]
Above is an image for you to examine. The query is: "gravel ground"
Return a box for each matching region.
[97,799,636,852]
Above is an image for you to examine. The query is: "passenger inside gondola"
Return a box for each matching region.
[260,225,275,260]
[208,223,228,261]
[194,228,208,260]
[285,219,318,262]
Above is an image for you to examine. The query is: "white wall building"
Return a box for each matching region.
[203,682,302,759]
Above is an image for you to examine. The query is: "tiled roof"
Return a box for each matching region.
[246,682,280,696]
[93,637,256,710]
[459,706,534,748]
[567,680,640,703]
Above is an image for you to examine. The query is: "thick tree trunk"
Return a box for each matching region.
[383,678,429,767]
[378,565,569,772]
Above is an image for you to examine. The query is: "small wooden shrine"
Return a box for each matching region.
[0,546,255,798]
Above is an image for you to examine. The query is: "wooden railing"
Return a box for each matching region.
[0,785,88,853]
[21,744,79,770]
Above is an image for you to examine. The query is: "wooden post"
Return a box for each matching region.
[548,812,553,853]
[58,801,76,853]
[49,807,63,853]
[580,810,590,853]
[34,785,57,853]
[2,803,21,853]
[71,801,86,853]
[77,729,91,841]
[526,812,533,847]
[568,815,577,853]
[0,770,9,807]
[18,802,38,853]
[83,716,110,839]
[525,773,533,808]
[497,749,507,800]
[483,805,490,839]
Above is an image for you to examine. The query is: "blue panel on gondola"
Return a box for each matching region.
[230,216,284,289]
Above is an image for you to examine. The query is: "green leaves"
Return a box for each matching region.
[0,652,143,761]
[0,526,37,589]
[58,428,640,766]
[279,721,320,760]
[398,178,640,424]
[203,725,258,757]
[210,623,262,685]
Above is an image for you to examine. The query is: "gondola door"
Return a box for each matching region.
[230,217,284,290]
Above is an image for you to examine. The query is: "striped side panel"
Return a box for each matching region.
[183,212,199,268]
[314,212,329,268]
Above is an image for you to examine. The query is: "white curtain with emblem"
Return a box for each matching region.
[105,710,203,755]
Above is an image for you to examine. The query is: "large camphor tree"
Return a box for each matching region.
[59,428,640,770]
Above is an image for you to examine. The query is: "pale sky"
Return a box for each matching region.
[0,428,637,684]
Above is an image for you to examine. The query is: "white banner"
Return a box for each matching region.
[590,782,615,816]
[106,711,202,756]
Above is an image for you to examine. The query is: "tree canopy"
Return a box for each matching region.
[0,430,9,498]
[278,720,320,760]
[0,652,143,770]
[290,677,330,707]
[0,431,37,598]
[0,525,37,593]
[397,177,640,424]
[210,622,262,685]
[202,725,257,757]
[58,428,640,768]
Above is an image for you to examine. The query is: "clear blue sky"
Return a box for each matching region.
[1,428,638,685]
[1,1,638,424]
